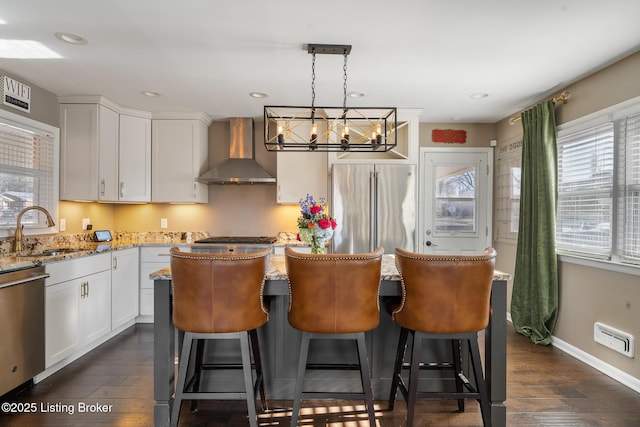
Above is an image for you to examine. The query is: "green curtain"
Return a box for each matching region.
[511,100,559,345]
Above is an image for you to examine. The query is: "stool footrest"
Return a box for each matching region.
[301,392,370,400]
[305,363,361,371]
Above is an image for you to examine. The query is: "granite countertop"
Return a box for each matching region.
[0,231,303,273]
[1,230,511,282]
[148,254,511,282]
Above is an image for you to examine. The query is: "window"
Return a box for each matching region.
[622,113,640,260]
[494,138,522,242]
[435,165,476,233]
[556,124,614,257]
[0,109,58,236]
[556,98,640,264]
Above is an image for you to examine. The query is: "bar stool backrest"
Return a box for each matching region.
[170,247,271,334]
[392,247,496,334]
[285,247,384,334]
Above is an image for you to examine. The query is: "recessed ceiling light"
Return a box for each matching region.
[348,92,366,98]
[55,32,88,45]
[470,93,489,99]
[141,91,162,97]
[249,92,269,98]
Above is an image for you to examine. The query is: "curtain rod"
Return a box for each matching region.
[508,91,571,125]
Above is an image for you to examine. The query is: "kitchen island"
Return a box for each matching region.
[151,254,509,427]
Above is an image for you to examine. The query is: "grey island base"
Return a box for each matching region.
[151,254,509,427]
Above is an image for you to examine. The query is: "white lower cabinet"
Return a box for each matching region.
[139,245,187,321]
[273,245,312,254]
[111,247,139,329]
[45,253,112,368]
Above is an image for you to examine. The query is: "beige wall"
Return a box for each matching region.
[494,51,640,381]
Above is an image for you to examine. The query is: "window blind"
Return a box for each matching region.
[495,144,521,241]
[0,118,56,228]
[556,123,614,256]
[623,113,640,261]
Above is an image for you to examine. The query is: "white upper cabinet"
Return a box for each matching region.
[60,102,108,201]
[117,113,151,202]
[59,96,151,202]
[277,151,328,204]
[151,114,210,203]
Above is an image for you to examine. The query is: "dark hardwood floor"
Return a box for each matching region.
[2,323,639,426]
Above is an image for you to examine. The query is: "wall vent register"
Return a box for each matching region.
[594,322,634,358]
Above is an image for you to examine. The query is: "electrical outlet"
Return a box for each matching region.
[82,218,90,231]
[160,218,168,229]
[59,218,66,232]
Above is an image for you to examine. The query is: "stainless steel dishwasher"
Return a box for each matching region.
[0,265,49,396]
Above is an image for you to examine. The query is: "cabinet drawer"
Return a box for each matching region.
[45,253,111,286]
[139,245,188,262]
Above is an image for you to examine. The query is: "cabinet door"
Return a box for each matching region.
[45,279,81,367]
[119,114,151,202]
[277,151,328,203]
[60,104,101,200]
[138,246,188,318]
[152,119,208,203]
[97,105,120,201]
[80,270,112,345]
[111,248,140,329]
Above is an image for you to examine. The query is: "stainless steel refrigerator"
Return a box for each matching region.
[331,164,417,254]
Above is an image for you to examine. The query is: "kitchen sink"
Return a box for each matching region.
[21,248,84,257]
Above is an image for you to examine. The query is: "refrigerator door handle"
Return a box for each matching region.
[370,171,377,252]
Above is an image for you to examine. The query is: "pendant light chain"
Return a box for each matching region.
[343,50,348,113]
[310,50,316,112]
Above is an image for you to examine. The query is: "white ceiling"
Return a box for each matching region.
[2,0,640,123]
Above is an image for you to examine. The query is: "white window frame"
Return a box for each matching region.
[0,108,59,238]
[556,95,640,271]
[494,137,522,243]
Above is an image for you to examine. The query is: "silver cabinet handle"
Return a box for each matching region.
[120,182,125,198]
[100,179,105,195]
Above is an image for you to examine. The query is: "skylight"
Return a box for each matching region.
[0,40,62,59]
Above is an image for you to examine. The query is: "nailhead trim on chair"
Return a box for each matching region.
[170,251,270,261]
[283,252,384,261]
[391,248,496,318]
[170,250,271,316]
[285,251,384,313]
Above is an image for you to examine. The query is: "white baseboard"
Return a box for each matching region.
[551,335,640,393]
[507,313,640,394]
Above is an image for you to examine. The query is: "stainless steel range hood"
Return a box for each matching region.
[197,117,276,184]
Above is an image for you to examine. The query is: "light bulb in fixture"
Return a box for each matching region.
[277,124,284,146]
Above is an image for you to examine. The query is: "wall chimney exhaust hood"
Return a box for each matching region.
[197,118,276,184]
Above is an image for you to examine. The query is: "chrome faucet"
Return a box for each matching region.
[14,206,56,253]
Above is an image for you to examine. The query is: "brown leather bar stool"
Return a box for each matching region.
[388,247,496,427]
[169,247,271,427]
[285,246,384,427]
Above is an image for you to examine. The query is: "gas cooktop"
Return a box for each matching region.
[193,236,277,244]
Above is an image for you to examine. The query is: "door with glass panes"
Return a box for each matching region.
[420,148,493,254]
